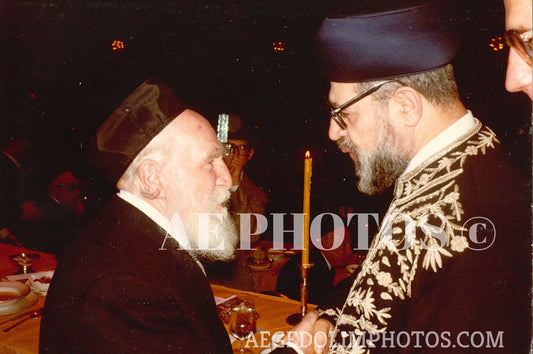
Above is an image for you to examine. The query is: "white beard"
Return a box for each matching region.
[182,187,238,262]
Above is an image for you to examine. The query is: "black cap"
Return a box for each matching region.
[316,0,462,82]
[91,78,187,183]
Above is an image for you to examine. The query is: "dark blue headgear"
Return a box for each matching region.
[316,0,462,82]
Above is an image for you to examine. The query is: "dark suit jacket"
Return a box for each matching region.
[40,195,232,353]
[229,173,268,241]
[17,195,85,256]
[275,247,334,305]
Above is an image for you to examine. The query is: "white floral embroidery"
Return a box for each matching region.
[451,235,469,252]
[376,272,392,287]
[422,237,453,272]
[326,123,498,350]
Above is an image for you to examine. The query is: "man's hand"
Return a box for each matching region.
[282,310,334,354]
[223,153,248,186]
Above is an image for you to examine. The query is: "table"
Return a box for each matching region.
[0,244,56,354]
[213,284,315,353]
[0,245,56,277]
[0,245,313,354]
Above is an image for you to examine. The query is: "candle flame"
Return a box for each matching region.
[305,150,310,158]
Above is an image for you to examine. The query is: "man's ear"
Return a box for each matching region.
[390,86,423,127]
[136,159,165,199]
[248,147,255,161]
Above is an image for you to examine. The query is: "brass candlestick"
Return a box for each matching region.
[286,263,314,325]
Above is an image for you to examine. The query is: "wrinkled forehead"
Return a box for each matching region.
[163,110,222,158]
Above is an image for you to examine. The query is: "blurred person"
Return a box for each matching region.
[17,171,86,256]
[0,136,30,241]
[276,222,354,305]
[503,0,532,99]
[223,113,268,239]
[276,1,531,353]
[48,171,86,216]
[40,78,237,353]
[206,113,268,291]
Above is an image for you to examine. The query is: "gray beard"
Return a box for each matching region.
[337,122,410,195]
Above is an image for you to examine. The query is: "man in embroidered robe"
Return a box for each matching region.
[277,1,531,353]
[40,78,237,353]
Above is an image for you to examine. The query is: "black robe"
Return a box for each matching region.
[40,195,232,353]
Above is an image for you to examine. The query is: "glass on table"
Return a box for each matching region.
[229,297,257,353]
[8,253,40,274]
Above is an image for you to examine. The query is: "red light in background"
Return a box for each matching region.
[112,40,125,51]
[272,41,285,52]
[489,37,504,52]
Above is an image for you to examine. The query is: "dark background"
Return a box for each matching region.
[0,0,531,229]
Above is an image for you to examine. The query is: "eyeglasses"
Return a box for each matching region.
[222,142,252,158]
[504,29,532,66]
[329,80,394,130]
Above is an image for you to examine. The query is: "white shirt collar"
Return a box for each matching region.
[403,110,476,175]
[117,190,173,235]
[116,190,206,274]
[230,170,245,192]
[319,251,333,271]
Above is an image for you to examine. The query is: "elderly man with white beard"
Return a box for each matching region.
[40,78,237,353]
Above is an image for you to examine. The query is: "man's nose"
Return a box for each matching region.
[216,158,232,188]
[505,48,533,96]
[328,118,346,141]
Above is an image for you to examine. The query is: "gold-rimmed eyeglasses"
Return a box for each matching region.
[222,142,252,158]
[504,29,532,66]
[329,80,394,130]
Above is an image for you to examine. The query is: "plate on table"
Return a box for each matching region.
[7,270,55,296]
[27,270,54,295]
[0,282,39,315]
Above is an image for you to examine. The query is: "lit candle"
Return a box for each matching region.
[302,150,312,265]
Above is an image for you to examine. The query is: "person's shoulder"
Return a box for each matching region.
[241,173,268,195]
[463,124,527,183]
